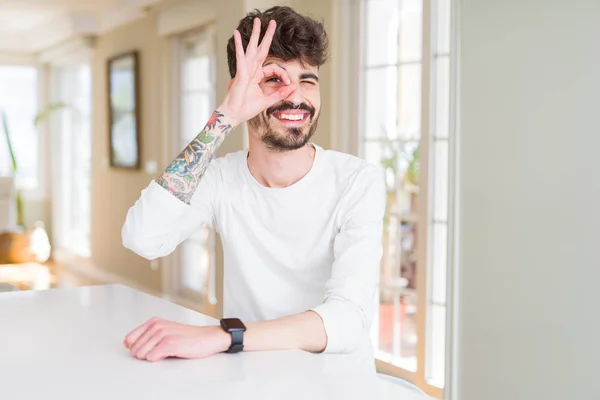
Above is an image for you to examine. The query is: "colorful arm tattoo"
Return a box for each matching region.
[155,110,233,204]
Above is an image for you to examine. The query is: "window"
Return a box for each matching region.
[427,0,452,388]
[51,65,92,257]
[0,66,38,192]
[360,0,454,396]
[173,27,218,307]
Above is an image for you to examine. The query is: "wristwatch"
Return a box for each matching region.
[220,318,246,353]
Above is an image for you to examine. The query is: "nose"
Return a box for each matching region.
[284,84,304,105]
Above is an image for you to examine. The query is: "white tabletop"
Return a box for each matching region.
[0,284,428,399]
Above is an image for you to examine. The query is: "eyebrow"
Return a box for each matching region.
[263,61,319,82]
[300,73,319,82]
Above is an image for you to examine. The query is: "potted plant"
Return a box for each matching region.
[0,104,66,264]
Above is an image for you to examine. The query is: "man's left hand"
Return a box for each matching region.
[124,317,231,362]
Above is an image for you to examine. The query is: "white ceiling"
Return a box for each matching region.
[0,0,162,53]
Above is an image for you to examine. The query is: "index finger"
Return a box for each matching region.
[257,20,277,62]
[124,317,159,348]
[262,64,291,85]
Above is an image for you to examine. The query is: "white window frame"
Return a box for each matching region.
[48,63,93,257]
[352,0,458,398]
[167,25,219,316]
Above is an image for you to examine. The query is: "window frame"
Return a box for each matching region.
[167,25,219,316]
[48,63,93,257]
[354,0,457,398]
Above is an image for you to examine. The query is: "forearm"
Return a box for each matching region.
[244,311,327,353]
[155,109,235,204]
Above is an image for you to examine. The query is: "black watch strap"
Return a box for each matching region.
[228,329,244,354]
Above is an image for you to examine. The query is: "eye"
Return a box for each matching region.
[266,77,282,83]
[302,80,316,86]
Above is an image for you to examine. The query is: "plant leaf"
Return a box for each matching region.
[1,109,18,172]
[34,102,68,126]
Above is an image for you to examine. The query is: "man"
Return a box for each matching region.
[121,6,385,365]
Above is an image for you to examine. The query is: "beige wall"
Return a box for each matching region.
[91,14,167,292]
[294,0,334,150]
[88,0,339,295]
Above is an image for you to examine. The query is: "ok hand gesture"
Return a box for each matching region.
[220,18,296,126]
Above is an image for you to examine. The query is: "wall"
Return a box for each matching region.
[91,14,167,292]
[455,0,600,399]
[294,0,334,150]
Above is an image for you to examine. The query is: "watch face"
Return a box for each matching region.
[221,318,246,331]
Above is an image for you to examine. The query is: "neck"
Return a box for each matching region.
[247,134,316,188]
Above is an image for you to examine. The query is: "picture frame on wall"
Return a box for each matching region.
[107,50,140,169]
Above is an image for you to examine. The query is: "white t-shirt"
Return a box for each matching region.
[122,144,385,362]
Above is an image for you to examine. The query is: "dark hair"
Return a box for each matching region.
[226,6,329,78]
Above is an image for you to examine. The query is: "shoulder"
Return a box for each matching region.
[318,147,384,188]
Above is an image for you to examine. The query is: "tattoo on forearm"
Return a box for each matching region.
[155,110,233,204]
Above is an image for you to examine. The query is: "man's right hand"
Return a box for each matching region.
[219,18,297,127]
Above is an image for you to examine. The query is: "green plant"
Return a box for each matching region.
[34,102,68,126]
[0,109,24,228]
[379,137,420,192]
[0,102,68,228]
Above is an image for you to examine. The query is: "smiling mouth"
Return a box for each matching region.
[271,110,310,123]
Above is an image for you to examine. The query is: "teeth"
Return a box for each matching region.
[279,114,304,121]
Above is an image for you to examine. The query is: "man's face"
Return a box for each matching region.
[248,58,321,152]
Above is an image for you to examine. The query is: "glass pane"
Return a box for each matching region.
[364,0,399,66]
[395,140,419,214]
[363,140,384,166]
[182,30,214,92]
[398,64,422,139]
[183,53,213,91]
[363,67,398,139]
[434,56,450,138]
[400,219,418,289]
[427,304,446,387]
[67,66,92,257]
[51,65,92,255]
[181,225,212,293]
[0,66,38,189]
[433,140,449,221]
[399,0,423,62]
[435,0,451,54]
[431,222,447,304]
[181,92,212,147]
[364,139,416,200]
[377,213,418,371]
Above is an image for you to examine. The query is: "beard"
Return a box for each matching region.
[248,101,320,152]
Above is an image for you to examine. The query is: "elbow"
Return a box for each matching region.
[121,221,163,260]
[313,296,373,354]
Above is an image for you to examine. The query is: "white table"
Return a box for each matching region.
[0,284,427,399]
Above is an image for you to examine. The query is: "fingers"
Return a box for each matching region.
[257,20,277,62]
[146,337,172,362]
[124,317,160,349]
[262,64,291,85]
[265,82,297,106]
[233,30,246,77]
[245,18,261,60]
[136,332,167,360]
[130,325,163,359]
